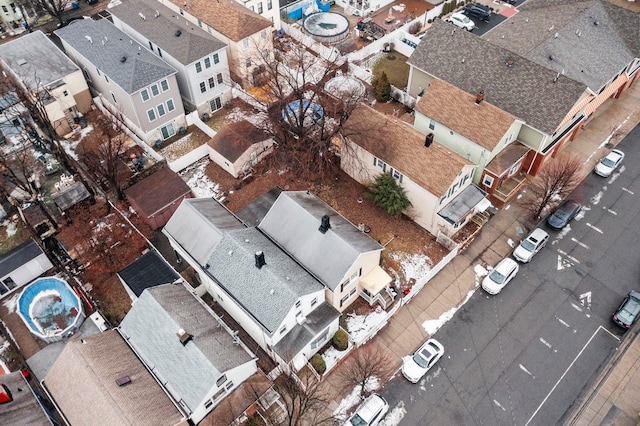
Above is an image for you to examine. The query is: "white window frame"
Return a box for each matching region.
[243,39,249,49]
[374,157,386,171]
[213,53,220,64]
[195,61,202,73]
[200,82,206,93]
[150,84,159,97]
[390,168,403,182]
[160,79,169,92]
[166,99,175,112]
[157,103,166,117]
[147,108,156,122]
[482,174,494,188]
[140,89,149,102]
[204,57,211,69]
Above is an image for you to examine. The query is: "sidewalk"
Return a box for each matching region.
[324,78,640,420]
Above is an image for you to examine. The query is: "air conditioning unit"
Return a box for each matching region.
[296,315,306,325]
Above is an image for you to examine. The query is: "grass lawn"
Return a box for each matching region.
[372,53,411,89]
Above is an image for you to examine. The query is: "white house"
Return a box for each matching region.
[110,0,233,116]
[163,197,341,370]
[0,238,53,297]
[55,19,187,145]
[341,103,486,238]
[119,282,258,424]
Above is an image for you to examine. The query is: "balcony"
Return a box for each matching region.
[493,172,528,203]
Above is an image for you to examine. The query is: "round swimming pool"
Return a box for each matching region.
[18,277,85,343]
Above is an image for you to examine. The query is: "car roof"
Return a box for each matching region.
[495,257,517,272]
[528,228,548,241]
[607,150,624,159]
[353,394,386,421]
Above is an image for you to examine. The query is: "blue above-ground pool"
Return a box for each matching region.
[18,277,85,343]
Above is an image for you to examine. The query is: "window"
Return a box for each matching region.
[257,2,263,13]
[267,0,272,10]
[213,53,219,64]
[157,47,162,57]
[340,288,357,307]
[217,73,223,84]
[249,5,254,11]
[195,62,202,73]
[340,279,349,293]
[374,158,386,171]
[310,328,329,350]
[150,84,159,96]
[509,162,521,177]
[204,57,211,68]
[210,97,222,111]
[82,68,92,83]
[157,103,166,117]
[208,77,215,89]
[141,89,149,102]
[429,119,435,130]
[148,41,153,51]
[205,400,213,409]
[167,99,175,112]
[261,30,266,39]
[96,68,101,76]
[161,123,175,139]
[390,168,403,183]
[179,8,184,15]
[243,39,249,49]
[295,300,301,308]
[104,74,109,83]
[216,374,227,387]
[111,92,117,103]
[160,80,169,92]
[200,82,206,93]
[279,326,287,335]
[311,297,317,307]
[225,381,234,391]
[212,388,226,402]
[482,174,494,188]
[1,6,7,13]
[197,19,202,28]
[147,109,156,122]
[245,58,252,68]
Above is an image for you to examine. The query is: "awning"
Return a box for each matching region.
[360,266,392,295]
[437,185,487,225]
[584,73,629,117]
[475,198,493,213]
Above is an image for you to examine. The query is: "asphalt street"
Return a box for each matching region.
[381,123,640,425]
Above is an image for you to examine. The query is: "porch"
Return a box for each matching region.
[492,172,528,204]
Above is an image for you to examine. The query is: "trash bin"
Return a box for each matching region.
[71,2,79,9]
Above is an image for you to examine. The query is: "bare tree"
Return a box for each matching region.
[337,343,395,399]
[33,0,71,27]
[243,36,366,181]
[520,155,583,221]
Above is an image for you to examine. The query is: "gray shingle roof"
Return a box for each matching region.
[119,283,255,413]
[409,20,588,135]
[55,19,176,94]
[258,191,383,291]
[0,238,46,278]
[110,0,227,65]
[163,198,246,266]
[0,31,79,88]
[207,227,325,334]
[483,0,640,90]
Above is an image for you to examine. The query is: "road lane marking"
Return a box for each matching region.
[586,223,603,233]
[539,338,552,349]
[571,238,590,249]
[557,250,580,264]
[519,364,535,379]
[607,209,617,215]
[494,399,507,411]
[622,187,634,194]
[555,316,571,328]
[571,303,583,312]
[525,326,621,426]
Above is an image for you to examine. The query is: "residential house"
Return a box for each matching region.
[119,282,258,424]
[0,238,53,296]
[123,165,193,230]
[163,197,340,370]
[42,330,186,426]
[241,0,280,28]
[249,190,393,312]
[207,119,274,178]
[117,249,181,302]
[413,79,529,207]
[0,370,52,425]
[341,103,485,238]
[0,31,92,137]
[159,0,274,87]
[110,0,232,116]
[0,91,32,154]
[55,19,187,145]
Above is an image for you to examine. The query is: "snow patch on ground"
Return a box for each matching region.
[346,306,388,344]
[333,377,382,420]
[591,191,603,205]
[422,285,479,336]
[507,238,515,248]
[392,252,432,281]
[322,345,348,372]
[379,401,407,426]
[1,218,18,237]
[2,293,19,314]
[60,125,95,161]
[179,159,222,199]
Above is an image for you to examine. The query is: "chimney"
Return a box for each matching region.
[177,329,193,346]
[425,133,434,147]
[255,251,266,269]
[475,90,484,104]
[319,215,331,234]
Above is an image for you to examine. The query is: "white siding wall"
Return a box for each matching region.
[1,253,53,288]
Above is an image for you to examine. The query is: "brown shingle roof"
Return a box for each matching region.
[43,330,184,426]
[170,0,272,41]
[415,79,517,151]
[208,119,270,162]
[124,166,192,216]
[343,103,472,195]
[485,142,530,175]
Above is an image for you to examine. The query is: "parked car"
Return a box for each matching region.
[513,228,549,263]
[346,393,389,426]
[464,2,492,20]
[546,200,582,230]
[402,338,444,383]
[594,149,624,177]
[445,12,475,31]
[482,258,519,295]
[612,291,640,330]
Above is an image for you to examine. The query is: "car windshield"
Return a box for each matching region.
[601,157,616,167]
[413,346,435,368]
[349,414,367,426]
[489,269,506,284]
[461,16,470,23]
[520,239,536,252]
[619,298,640,324]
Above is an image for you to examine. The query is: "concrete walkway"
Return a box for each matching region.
[324,78,640,422]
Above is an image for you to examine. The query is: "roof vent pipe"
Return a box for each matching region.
[255,251,266,269]
[319,215,331,234]
[475,90,484,104]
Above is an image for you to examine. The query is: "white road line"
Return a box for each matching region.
[525,326,620,426]
[607,209,617,215]
[622,187,634,194]
[571,238,590,249]
[539,338,552,349]
[556,317,571,328]
[586,223,603,233]
[557,249,581,264]
[571,303,583,312]
[519,364,535,379]
[494,399,507,411]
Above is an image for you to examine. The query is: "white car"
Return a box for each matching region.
[594,149,624,177]
[445,12,475,31]
[482,258,519,295]
[346,393,389,426]
[513,228,549,263]
[402,338,444,383]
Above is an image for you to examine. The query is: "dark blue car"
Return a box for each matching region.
[547,200,582,229]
